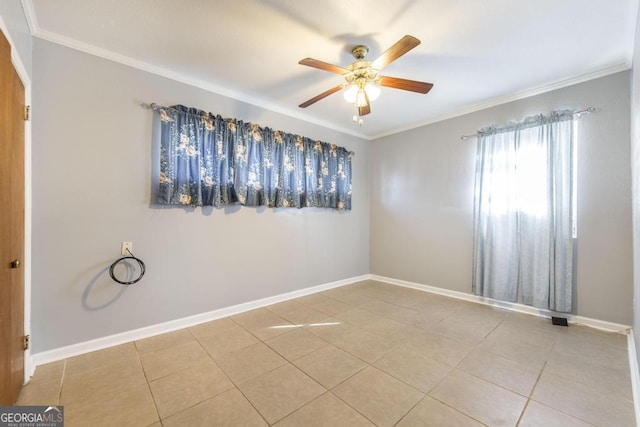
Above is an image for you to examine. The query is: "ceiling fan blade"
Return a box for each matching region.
[358,103,371,116]
[299,58,348,74]
[370,35,421,70]
[299,85,344,108]
[358,92,371,116]
[379,76,433,94]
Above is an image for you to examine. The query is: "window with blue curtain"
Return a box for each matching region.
[472,110,576,312]
[156,105,352,210]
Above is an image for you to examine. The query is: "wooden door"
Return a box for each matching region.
[0,29,25,405]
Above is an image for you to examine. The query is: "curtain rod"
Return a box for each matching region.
[142,102,356,156]
[460,107,596,141]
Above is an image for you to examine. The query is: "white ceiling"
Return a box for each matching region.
[24,0,639,139]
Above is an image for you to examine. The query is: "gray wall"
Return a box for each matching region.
[370,71,634,325]
[31,39,370,353]
[632,4,640,365]
[0,0,32,78]
[26,26,637,352]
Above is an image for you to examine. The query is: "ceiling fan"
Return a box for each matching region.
[298,35,433,124]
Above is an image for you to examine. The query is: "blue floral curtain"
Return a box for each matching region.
[157,105,352,210]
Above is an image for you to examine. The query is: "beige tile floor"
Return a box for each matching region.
[17,280,636,426]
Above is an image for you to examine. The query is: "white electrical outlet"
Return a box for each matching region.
[121,241,133,256]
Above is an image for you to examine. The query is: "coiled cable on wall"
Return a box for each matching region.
[109,248,146,285]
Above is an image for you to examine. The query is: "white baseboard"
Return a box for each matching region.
[25,273,640,423]
[30,272,632,370]
[30,274,369,367]
[369,274,632,334]
[627,333,640,427]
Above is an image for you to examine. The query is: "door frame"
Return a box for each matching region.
[0,18,33,383]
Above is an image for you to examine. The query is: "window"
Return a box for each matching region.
[155,105,353,210]
[472,111,576,312]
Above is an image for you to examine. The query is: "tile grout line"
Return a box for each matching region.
[143,328,248,425]
[522,352,597,426]
[279,286,526,424]
[236,292,394,425]
[515,394,534,426]
[200,329,271,426]
[310,318,428,425]
[210,316,317,426]
[57,358,66,406]
[424,387,488,426]
[525,364,603,426]
[391,305,543,425]
[134,340,163,425]
[535,329,621,424]
[392,394,429,426]
[327,389,380,426]
[252,309,367,424]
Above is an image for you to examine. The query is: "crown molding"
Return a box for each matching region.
[370,63,630,140]
[19,0,631,143]
[23,8,368,141]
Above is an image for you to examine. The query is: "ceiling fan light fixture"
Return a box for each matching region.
[343,82,380,104]
[343,84,358,103]
[364,82,380,101]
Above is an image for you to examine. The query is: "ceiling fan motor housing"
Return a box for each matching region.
[351,45,369,60]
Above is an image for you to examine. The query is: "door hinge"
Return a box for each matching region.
[24,105,31,121]
[23,334,30,351]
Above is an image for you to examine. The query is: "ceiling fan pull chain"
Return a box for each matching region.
[352,104,364,126]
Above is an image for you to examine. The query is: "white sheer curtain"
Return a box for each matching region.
[472,111,575,312]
